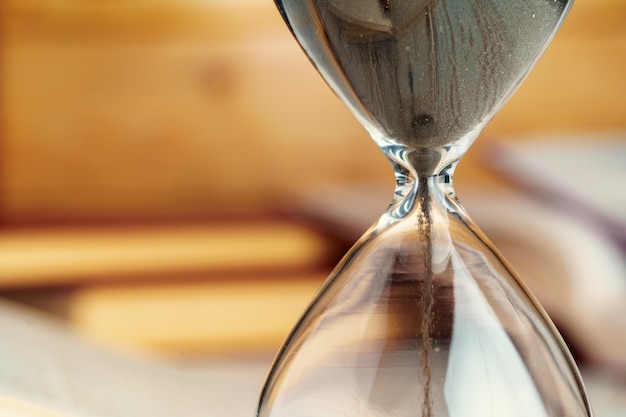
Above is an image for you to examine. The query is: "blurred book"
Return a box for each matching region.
[480,135,626,370]
[486,134,626,248]
[464,188,626,371]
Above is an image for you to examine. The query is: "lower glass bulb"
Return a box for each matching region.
[257,177,591,417]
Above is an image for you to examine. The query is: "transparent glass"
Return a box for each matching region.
[257,1,592,416]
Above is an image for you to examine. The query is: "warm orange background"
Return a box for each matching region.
[0,0,625,360]
[1,0,625,224]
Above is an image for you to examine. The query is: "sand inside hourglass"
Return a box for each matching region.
[287,0,569,166]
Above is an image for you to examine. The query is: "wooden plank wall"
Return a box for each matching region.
[1,0,624,224]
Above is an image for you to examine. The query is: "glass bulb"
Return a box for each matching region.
[257,176,591,417]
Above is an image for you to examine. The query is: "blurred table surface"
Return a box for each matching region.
[1,298,625,417]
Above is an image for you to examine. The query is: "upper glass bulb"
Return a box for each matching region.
[276,0,571,175]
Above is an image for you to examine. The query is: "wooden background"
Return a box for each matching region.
[1,0,625,224]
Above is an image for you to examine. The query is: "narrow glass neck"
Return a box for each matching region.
[386,171,456,222]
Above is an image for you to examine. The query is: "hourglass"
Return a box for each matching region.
[257,1,592,416]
